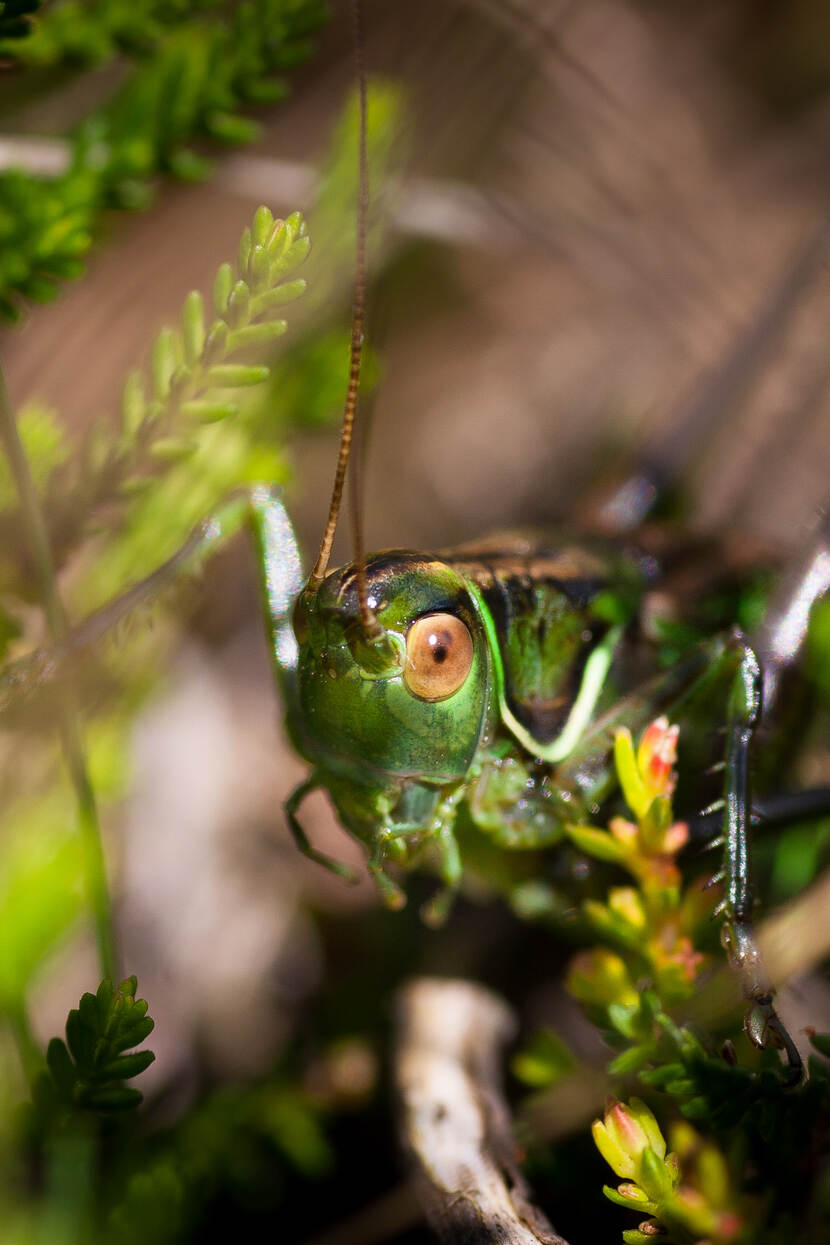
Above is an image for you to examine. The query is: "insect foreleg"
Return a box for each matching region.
[367,797,466,924]
[284,775,359,883]
[420,785,467,927]
[367,834,410,911]
[719,641,761,926]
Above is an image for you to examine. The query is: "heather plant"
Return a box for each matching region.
[512,714,830,1243]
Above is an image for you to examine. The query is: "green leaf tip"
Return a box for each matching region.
[40,974,155,1115]
[100,203,309,504]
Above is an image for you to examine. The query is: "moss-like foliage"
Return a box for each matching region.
[0,0,326,318]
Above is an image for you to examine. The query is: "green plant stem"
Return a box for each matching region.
[0,365,116,982]
[58,715,116,981]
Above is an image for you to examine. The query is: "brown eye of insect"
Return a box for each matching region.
[404,614,474,701]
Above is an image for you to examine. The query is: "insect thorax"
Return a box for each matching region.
[446,535,647,750]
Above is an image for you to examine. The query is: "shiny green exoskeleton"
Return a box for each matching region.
[285,534,637,913]
[248,478,830,1078]
[254,495,750,920]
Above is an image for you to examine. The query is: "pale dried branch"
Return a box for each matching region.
[394,977,571,1245]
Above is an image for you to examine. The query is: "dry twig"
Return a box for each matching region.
[395,977,571,1245]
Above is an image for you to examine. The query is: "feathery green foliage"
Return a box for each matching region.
[0,0,326,319]
[0,202,310,619]
[108,205,309,477]
[0,133,384,1225]
[0,203,314,1074]
[38,976,155,1113]
[2,0,217,64]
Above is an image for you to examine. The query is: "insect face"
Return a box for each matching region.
[291,552,494,784]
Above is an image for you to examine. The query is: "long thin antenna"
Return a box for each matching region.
[308,0,380,639]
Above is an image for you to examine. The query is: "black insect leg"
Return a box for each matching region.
[716,636,804,1081]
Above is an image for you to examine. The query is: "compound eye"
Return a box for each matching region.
[404,613,474,702]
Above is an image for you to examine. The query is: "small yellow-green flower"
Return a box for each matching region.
[608,887,648,931]
[637,717,679,796]
[596,1108,749,1244]
[594,1100,676,1236]
[615,717,678,823]
[566,949,639,1010]
[592,1098,670,1189]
